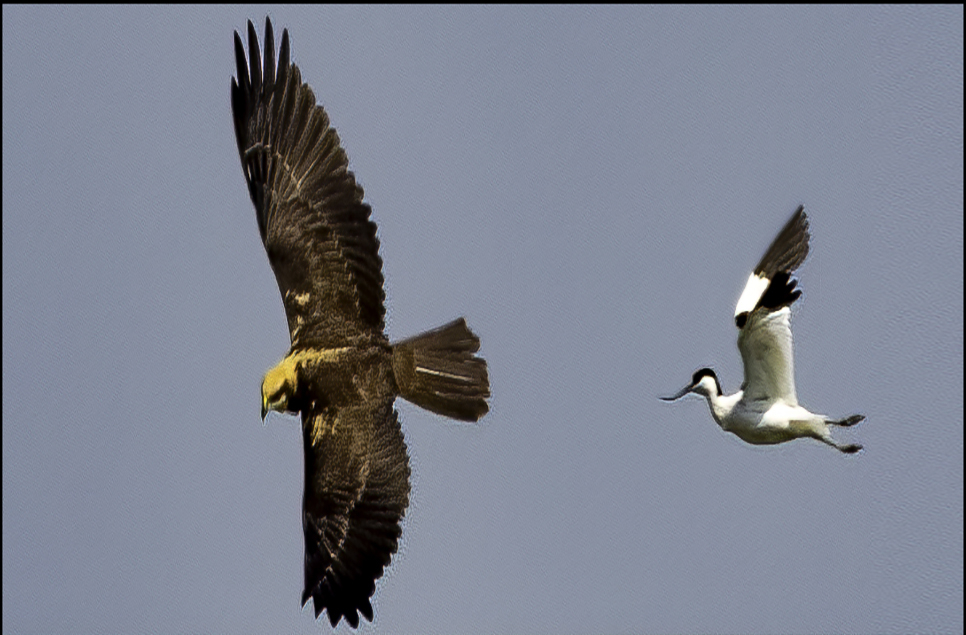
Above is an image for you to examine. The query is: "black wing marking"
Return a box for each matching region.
[232,18,386,348]
[300,399,410,628]
[754,270,802,313]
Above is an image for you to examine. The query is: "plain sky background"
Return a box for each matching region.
[3,6,963,634]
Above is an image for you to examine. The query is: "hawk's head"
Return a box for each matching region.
[261,358,299,420]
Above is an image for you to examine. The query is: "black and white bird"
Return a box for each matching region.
[661,206,864,453]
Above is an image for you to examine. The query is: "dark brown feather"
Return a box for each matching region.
[232,18,385,348]
[300,399,410,628]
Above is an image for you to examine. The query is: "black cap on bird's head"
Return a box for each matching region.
[660,368,722,402]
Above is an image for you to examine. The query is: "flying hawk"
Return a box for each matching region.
[231,18,490,628]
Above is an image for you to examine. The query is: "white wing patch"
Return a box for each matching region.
[734,272,770,319]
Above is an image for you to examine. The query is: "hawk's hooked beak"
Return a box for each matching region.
[261,398,268,421]
[659,384,694,402]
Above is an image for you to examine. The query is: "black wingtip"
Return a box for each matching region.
[754,205,811,278]
[360,600,374,623]
[263,18,276,88]
[279,27,290,73]
[232,31,249,94]
[247,21,262,96]
[233,18,284,100]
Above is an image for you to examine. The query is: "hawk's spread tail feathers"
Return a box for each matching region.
[392,318,490,422]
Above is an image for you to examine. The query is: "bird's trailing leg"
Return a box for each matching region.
[817,414,865,452]
[828,414,865,427]
[816,434,863,454]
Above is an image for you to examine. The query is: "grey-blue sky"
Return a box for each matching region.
[3,5,962,634]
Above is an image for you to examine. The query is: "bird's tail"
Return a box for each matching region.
[392,318,490,422]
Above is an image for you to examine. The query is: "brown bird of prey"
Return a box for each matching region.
[231,18,490,628]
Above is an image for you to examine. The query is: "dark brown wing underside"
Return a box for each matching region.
[300,399,410,628]
[232,19,386,347]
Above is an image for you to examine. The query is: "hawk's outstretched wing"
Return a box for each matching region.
[300,398,410,628]
[232,18,386,348]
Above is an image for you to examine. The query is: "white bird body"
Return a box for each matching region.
[708,390,828,446]
[663,207,864,453]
